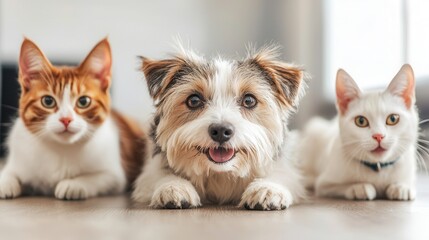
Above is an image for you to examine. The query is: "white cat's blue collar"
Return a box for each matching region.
[360,158,400,172]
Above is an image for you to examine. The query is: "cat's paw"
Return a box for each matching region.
[239,181,293,211]
[150,180,201,209]
[55,179,89,200]
[0,176,22,199]
[386,183,415,201]
[345,183,376,200]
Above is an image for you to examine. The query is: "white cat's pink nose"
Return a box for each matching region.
[59,117,73,128]
[372,133,384,143]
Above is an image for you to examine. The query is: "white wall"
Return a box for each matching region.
[1,0,210,122]
[0,0,325,127]
[324,0,405,98]
[409,0,429,80]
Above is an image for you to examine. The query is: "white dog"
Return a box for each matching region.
[132,45,306,210]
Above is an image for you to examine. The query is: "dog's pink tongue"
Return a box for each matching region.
[209,148,235,163]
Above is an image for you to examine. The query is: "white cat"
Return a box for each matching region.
[299,64,418,200]
[0,38,144,200]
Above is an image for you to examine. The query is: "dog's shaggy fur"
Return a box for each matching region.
[132,44,306,210]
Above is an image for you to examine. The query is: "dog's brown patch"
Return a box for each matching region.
[244,47,303,108]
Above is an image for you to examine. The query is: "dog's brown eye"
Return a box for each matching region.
[242,94,257,109]
[186,94,204,109]
[41,95,56,109]
[77,96,91,109]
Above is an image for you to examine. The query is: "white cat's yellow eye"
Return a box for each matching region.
[41,95,56,109]
[354,115,369,128]
[77,96,91,109]
[386,114,400,126]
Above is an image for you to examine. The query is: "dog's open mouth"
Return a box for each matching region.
[206,147,235,164]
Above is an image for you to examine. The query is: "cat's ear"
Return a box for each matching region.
[336,69,361,114]
[140,57,186,100]
[18,38,52,91]
[79,38,112,91]
[386,64,415,109]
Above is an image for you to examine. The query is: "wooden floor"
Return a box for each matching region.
[1,175,429,240]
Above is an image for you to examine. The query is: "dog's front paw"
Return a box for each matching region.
[386,183,415,201]
[150,180,201,209]
[239,181,293,211]
[55,179,89,200]
[345,183,376,200]
[0,176,21,199]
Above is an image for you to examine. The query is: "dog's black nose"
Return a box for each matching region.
[208,123,234,144]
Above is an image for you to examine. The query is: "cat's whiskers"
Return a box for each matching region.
[33,128,50,140]
[361,142,375,150]
[396,144,410,159]
[342,140,366,159]
[415,142,429,172]
[341,138,364,146]
[344,146,367,176]
[1,104,19,111]
[415,149,428,174]
[343,146,359,159]
[392,139,428,173]
[417,138,429,145]
[419,119,429,125]
[342,146,363,168]
[398,135,429,155]
[416,141,429,154]
[81,127,96,140]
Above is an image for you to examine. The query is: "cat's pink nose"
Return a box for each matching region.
[372,133,384,143]
[59,117,73,128]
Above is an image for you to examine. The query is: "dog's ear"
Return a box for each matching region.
[247,46,304,107]
[140,57,186,100]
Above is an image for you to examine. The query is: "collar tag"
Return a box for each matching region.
[360,157,400,173]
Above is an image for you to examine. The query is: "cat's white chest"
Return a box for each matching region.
[4,118,122,194]
[14,145,86,192]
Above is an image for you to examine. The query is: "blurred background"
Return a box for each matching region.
[0,0,428,157]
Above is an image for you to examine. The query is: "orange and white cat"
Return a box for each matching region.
[0,38,145,200]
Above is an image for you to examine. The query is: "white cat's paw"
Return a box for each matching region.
[55,179,89,200]
[386,183,415,201]
[0,176,22,199]
[239,181,293,211]
[345,183,376,200]
[150,180,201,209]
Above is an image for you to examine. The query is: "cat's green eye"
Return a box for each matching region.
[77,96,91,109]
[386,114,400,126]
[41,95,56,109]
[354,115,369,128]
